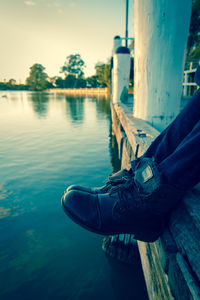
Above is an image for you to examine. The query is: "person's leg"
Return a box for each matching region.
[158,119,200,190]
[61,91,200,241]
[62,101,200,241]
[131,88,200,168]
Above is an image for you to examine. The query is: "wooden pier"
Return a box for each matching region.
[109,96,200,300]
[103,1,199,298]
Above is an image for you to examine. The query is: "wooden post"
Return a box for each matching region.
[111,36,123,99]
[133,0,192,131]
[112,47,130,104]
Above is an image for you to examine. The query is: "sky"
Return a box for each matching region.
[0,0,134,83]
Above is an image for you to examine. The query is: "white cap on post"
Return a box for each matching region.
[112,46,130,104]
[113,36,122,54]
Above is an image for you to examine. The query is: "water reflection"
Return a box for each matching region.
[107,255,148,300]
[109,132,121,173]
[27,92,110,124]
[65,95,85,123]
[0,185,12,219]
[0,91,148,300]
[28,92,49,118]
[93,95,111,120]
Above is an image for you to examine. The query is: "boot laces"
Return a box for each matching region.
[109,177,137,214]
[103,169,132,188]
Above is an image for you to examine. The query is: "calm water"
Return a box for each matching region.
[0,91,148,300]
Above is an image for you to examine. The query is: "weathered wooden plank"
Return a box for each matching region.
[111,108,126,159]
[123,137,135,162]
[112,102,159,157]
[176,253,200,299]
[168,253,200,300]
[154,228,178,274]
[137,241,174,300]
[121,138,133,169]
[112,103,139,153]
[120,102,160,139]
[169,189,200,282]
[183,185,200,229]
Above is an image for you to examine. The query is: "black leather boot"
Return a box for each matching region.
[66,168,133,194]
[61,158,184,242]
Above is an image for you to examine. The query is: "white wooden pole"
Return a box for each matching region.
[111,36,122,99]
[133,0,192,131]
[112,47,130,104]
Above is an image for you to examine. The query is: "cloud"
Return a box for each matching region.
[69,2,77,8]
[47,1,61,8]
[46,1,63,13]
[24,1,36,6]
[53,2,61,7]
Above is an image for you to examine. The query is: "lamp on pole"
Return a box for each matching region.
[125,0,129,47]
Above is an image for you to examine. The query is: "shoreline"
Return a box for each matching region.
[49,88,108,95]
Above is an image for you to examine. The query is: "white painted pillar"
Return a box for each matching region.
[110,36,122,99]
[112,47,130,104]
[133,0,192,131]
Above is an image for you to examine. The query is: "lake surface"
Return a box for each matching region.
[0,91,148,300]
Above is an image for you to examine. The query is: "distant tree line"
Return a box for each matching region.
[187,0,200,60]
[0,54,111,91]
[0,79,29,91]
[1,1,199,92]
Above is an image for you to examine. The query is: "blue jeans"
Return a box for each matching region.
[131,89,200,190]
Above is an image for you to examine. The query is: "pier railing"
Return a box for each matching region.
[182,68,198,97]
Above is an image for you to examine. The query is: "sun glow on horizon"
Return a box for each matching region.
[0,0,134,83]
